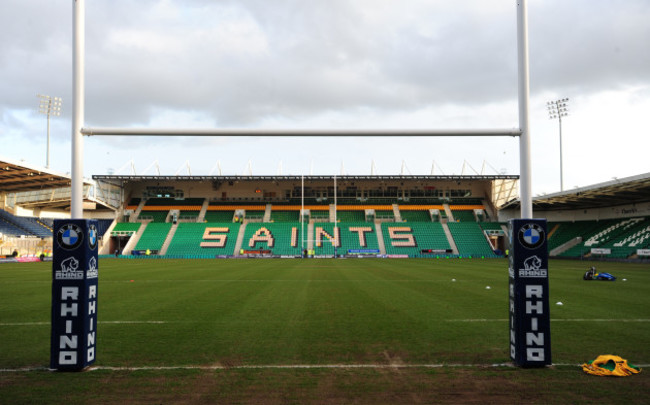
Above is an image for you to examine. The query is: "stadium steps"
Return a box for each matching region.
[441,223,459,255]
[447,222,496,257]
[35,219,53,232]
[135,223,172,252]
[158,223,178,255]
[233,222,248,255]
[121,223,145,254]
[197,200,209,222]
[392,204,402,222]
[550,237,582,257]
[443,204,454,222]
[133,199,146,221]
[547,223,561,239]
[99,219,118,255]
[264,204,272,222]
[307,222,314,250]
[374,220,387,255]
[481,200,496,220]
[501,224,509,237]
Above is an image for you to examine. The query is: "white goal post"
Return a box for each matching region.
[70,0,534,219]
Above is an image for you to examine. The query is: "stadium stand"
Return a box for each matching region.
[204,211,235,222]
[309,222,381,255]
[311,223,342,256]
[136,198,205,223]
[165,222,241,257]
[447,222,497,258]
[139,211,169,223]
[31,172,637,261]
[270,210,300,222]
[555,218,641,258]
[111,222,141,235]
[310,208,330,221]
[0,217,26,237]
[479,222,504,231]
[0,209,51,237]
[400,210,431,222]
[587,217,650,258]
[245,210,265,220]
[134,223,172,252]
[375,210,395,220]
[336,210,366,222]
[547,220,604,252]
[381,222,451,257]
[95,219,113,238]
[338,222,380,253]
[241,222,302,256]
[450,210,476,222]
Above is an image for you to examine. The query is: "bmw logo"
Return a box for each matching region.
[57,223,84,251]
[88,224,98,250]
[518,223,545,250]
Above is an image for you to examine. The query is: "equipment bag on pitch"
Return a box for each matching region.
[582,355,641,377]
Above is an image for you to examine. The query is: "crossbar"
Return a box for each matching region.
[81,127,522,137]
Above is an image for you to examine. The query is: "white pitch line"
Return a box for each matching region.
[1,363,646,373]
[100,321,169,324]
[90,363,517,371]
[5,319,649,327]
[0,321,170,326]
[447,319,650,322]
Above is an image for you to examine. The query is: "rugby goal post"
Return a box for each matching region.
[70,0,534,219]
[61,0,548,370]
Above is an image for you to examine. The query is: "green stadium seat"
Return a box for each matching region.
[447,222,497,258]
[381,222,451,258]
[165,222,241,257]
[242,222,303,256]
[134,223,172,252]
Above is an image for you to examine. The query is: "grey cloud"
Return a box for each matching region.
[3,1,650,133]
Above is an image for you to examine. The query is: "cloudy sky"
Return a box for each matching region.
[1,0,649,196]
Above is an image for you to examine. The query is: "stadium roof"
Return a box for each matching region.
[504,172,650,211]
[92,174,519,183]
[0,157,115,212]
[0,157,72,192]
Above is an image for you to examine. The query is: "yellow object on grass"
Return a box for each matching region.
[582,355,641,377]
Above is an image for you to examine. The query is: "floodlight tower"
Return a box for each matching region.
[37,94,63,168]
[547,98,569,191]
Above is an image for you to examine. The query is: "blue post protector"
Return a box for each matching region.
[508,219,551,367]
[50,219,98,371]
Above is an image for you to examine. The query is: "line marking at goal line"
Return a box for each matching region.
[447,319,650,322]
[4,319,650,327]
[3,363,648,373]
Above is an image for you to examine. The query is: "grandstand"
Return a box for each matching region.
[1,155,649,261]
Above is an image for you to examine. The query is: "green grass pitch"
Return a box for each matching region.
[1,258,649,403]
